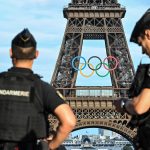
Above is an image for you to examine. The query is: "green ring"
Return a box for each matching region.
[95,62,110,77]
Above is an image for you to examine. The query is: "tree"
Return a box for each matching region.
[122,144,133,150]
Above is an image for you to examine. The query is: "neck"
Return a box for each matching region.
[12,59,33,69]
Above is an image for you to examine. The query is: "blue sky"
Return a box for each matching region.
[0,0,149,82]
[0,0,149,136]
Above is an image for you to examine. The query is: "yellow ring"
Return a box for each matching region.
[80,63,95,78]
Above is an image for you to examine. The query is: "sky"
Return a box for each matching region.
[0,0,150,82]
[0,0,149,135]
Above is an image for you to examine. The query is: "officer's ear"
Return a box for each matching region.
[35,50,39,59]
[9,48,13,58]
[145,29,150,40]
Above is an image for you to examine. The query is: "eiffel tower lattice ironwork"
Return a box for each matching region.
[50,0,136,145]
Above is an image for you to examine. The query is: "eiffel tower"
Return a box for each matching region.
[50,0,136,146]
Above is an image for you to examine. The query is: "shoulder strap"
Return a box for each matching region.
[0,71,10,77]
[128,64,148,98]
[147,64,150,77]
[0,71,43,83]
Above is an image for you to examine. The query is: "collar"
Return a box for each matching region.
[8,67,33,74]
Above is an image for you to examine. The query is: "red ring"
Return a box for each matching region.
[103,56,119,71]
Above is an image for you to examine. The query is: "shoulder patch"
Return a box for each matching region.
[56,91,66,100]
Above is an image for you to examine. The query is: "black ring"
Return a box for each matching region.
[87,56,102,71]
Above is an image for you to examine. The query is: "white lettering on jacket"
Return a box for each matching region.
[0,89,29,97]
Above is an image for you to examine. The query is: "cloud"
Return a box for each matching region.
[0,0,148,83]
[0,0,66,51]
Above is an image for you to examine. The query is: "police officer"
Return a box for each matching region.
[0,29,76,150]
[114,9,150,150]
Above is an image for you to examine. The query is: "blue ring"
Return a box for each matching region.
[71,56,86,71]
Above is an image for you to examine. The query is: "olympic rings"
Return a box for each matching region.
[71,56,86,71]
[80,63,95,78]
[71,55,119,78]
[103,56,118,71]
[87,56,102,71]
[95,63,110,77]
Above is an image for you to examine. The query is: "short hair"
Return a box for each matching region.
[130,8,150,44]
[11,28,37,59]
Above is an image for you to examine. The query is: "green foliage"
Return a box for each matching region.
[122,144,133,150]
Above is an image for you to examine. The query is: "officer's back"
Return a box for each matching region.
[0,28,76,150]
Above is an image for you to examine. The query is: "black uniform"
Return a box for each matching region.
[0,67,65,150]
[128,64,150,149]
[129,8,150,150]
[136,66,150,150]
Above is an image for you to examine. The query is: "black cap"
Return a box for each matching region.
[11,28,36,48]
[130,8,150,44]
[11,29,37,59]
